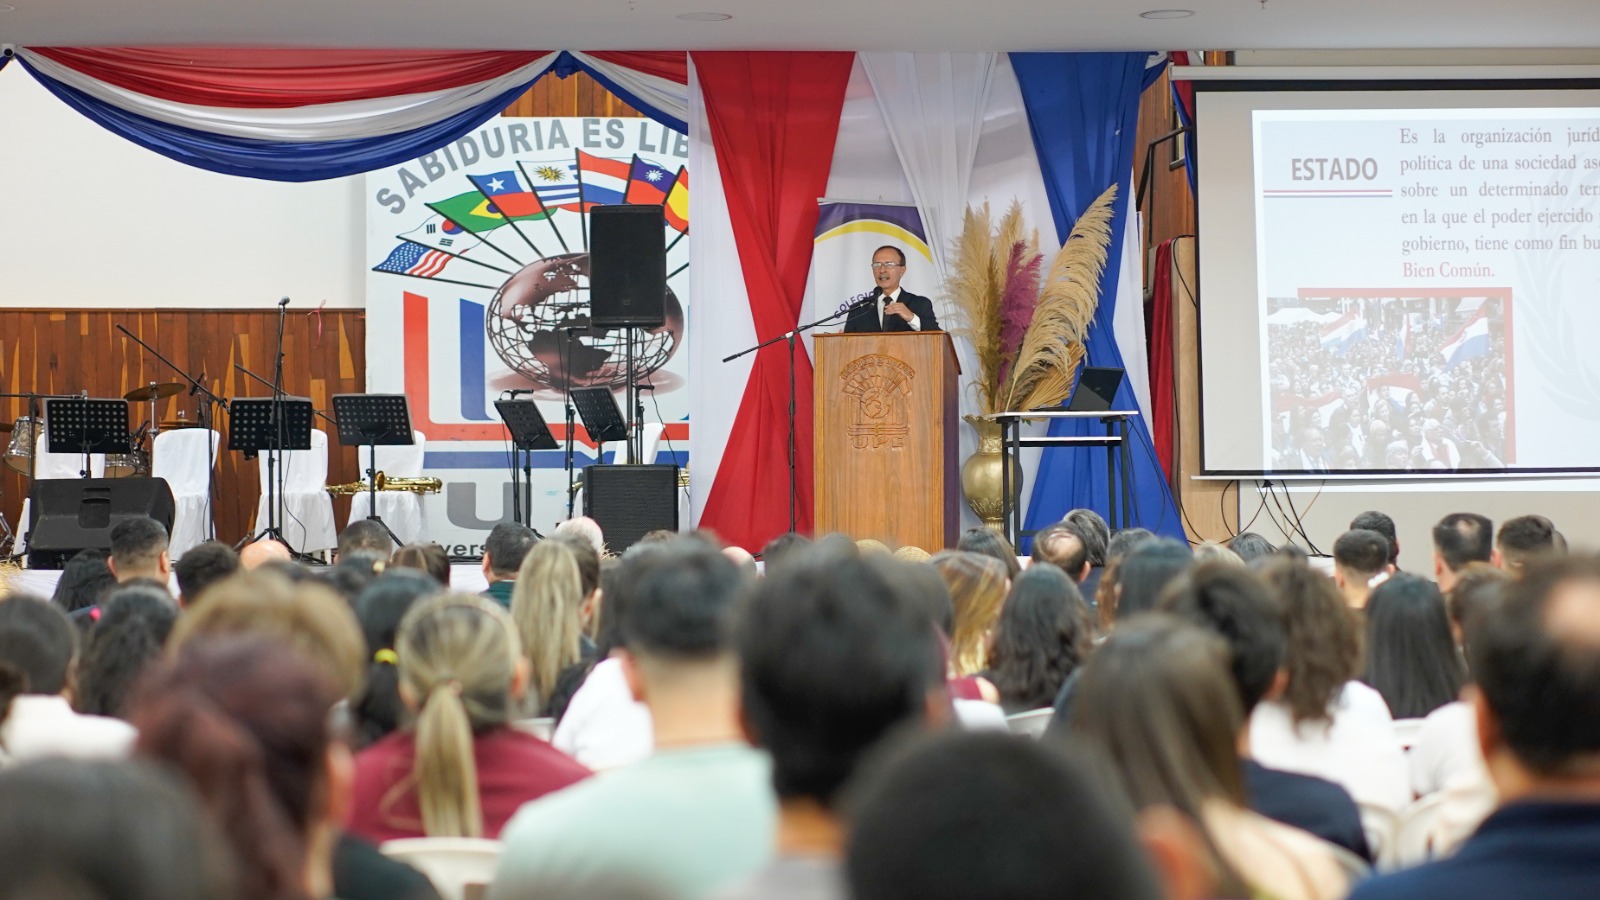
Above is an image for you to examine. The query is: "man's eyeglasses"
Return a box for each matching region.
[870,262,904,270]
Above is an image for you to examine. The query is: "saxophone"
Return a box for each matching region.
[326,472,443,495]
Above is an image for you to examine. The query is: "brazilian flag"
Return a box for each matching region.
[428,190,549,234]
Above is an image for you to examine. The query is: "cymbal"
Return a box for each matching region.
[158,420,202,429]
[125,382,186,402]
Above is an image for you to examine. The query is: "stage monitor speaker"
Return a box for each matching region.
[590,204,666,328]
[26,477,176,570]
[582,464,678,552]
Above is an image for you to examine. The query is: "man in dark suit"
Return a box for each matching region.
[843,246,941,333]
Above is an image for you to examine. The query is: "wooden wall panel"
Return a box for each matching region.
[0,309,365,549]
[502,72,645,119]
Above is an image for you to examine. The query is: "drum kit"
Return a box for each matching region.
[3,381,207,479]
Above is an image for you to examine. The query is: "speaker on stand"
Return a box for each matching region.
[26,477,176,570]
[589,204,666,465]
[582,464,679,553]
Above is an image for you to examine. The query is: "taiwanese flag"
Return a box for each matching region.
[663,167,689,233]
[467,170,545,219]
[625,156,674,205]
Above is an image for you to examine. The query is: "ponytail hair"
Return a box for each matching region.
[396,594,522,838]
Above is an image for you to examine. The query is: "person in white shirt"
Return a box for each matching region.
[0,594,136,763]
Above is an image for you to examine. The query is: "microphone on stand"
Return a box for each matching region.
[278,296,291,307]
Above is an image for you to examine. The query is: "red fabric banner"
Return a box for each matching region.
[691,51,854,551]
[1148,238,1177,480]
[585,51,689,84]
[29,47,550,108]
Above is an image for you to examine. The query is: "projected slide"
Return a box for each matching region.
[1248,107,1600,474]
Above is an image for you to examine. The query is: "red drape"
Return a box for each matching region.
[691,51,854,551]
[29,47,551,107]
[584,51,689,84]
[1148,238,1178,480]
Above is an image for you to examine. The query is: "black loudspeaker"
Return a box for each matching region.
[590,204,666,328]
[583,464,679,552]
[26,477,176,570]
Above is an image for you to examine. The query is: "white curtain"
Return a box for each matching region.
[568,52,691,129]
[1113,196,1154,425]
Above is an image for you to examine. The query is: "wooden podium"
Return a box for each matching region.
[813,332,961,551]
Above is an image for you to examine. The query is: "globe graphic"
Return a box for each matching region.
[485,252,685,391]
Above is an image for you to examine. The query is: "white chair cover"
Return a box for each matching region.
[151,429,219,560]
[348,429,427,545]
[380,838,502,900]
[1005,707,1054,738]
[15,433,105,556]
[252,428,336,555]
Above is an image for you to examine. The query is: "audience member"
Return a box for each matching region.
[891,545,931,563]
[0,758,236,900]
[169,569,367,701]
[509,538,588,717]
[1191,541,1245,567]
[986,563,1091,714]
[552,516,606,556]
[721,544,760,580]
[1105,526,1156,566]
[1351,557,1600,898]
[1159,563,1371,860]
[956,528,1021,581]
[107,516,171,585]
[1446,562,1511,646]
[854,538,891,557]
[1063,508,1111,567]
[721,546,945,899]
[1072,616,1349,900]
[1495,513,1559,574]
[1361,573,1465,720]
[1104,537,1191,627]
[390,542,450,588]
[1252,558,1410,839]
[845,732,1164,900]
[173,540,240,608]
[50,549,117,614]
[929,550,1008,680]
[351,570,446,748]
[239,537,292,569]
[1350,510,1400,568]
[347,594,591,842]
[1332,528,1393,609]
[759,532,811,573]
[320,551,387,604]
[74,584,178,719]
[1227,531,1277,564]
[1432,511,1495,592]
[495,542,775,898]
[1030,523,1091,583]
[481,522,538,609]
[0,594,136,761]
[337,519,395,561]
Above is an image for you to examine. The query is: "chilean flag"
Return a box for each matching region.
[1441,307,1491,369]
[1320,310,1367,353]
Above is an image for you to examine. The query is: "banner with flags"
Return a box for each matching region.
[365,116,692,552]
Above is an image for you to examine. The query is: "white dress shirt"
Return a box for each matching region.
[551,657,654,771]
[0,694,137,763]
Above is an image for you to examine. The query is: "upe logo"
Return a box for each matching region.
[839,355,915,450]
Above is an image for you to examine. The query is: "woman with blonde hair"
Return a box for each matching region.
[346,594,590,842]
[930,550,1009,678]
[509,539,590,716]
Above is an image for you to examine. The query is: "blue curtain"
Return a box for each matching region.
[550,52,687,135]
[1011,52,1184,543]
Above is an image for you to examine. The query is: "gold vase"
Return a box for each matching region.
[961,415,1022,534]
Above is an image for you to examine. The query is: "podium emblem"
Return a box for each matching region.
[839,354,916,450]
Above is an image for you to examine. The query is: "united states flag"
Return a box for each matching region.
[374,242,453,278]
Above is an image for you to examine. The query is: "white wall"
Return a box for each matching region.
[0,67,366,309]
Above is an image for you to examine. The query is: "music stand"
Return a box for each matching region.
[44,398,131,479]
[229,396,314,544]
[331,394,414,547]
[571,388,629,449]
[495,399,558,530]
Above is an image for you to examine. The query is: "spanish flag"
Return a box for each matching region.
[663,167,689,234]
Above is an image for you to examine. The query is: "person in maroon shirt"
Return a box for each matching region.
[346,594,591,843]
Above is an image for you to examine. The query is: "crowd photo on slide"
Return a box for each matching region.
[1265,295,1510,473]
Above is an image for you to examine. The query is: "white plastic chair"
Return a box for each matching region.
[15,432,105,556]
[151,429,219,560]
[1393,792,1448,869]
[380,838,502,900]
[1005,708,1054,738]
[349,429,428,545]
[252,428,336,555]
